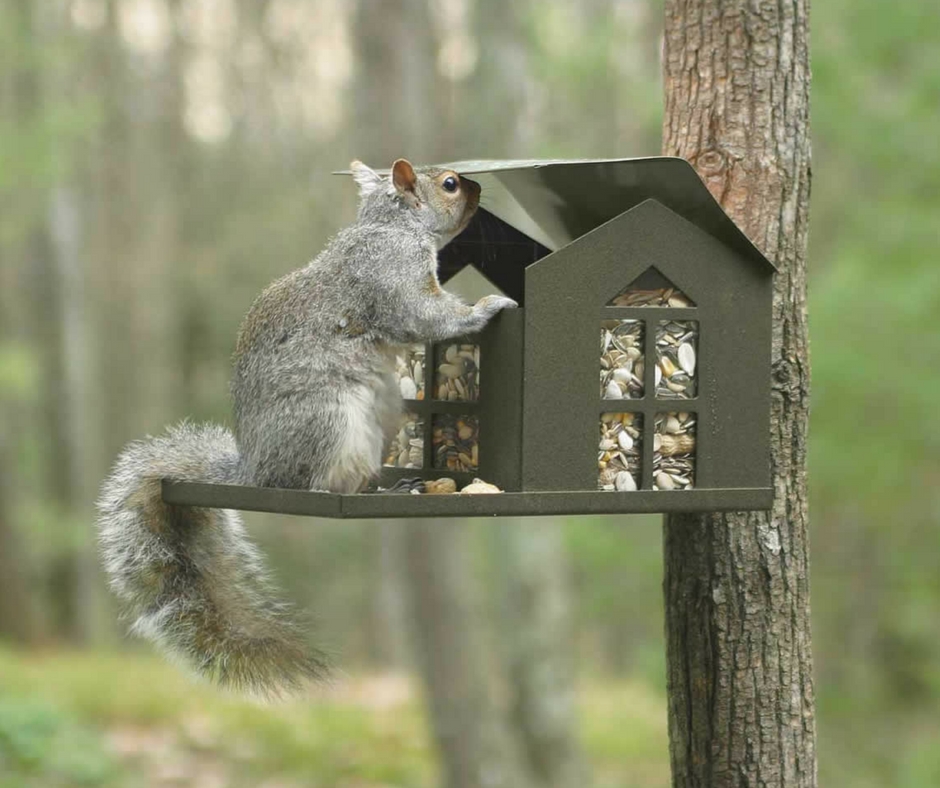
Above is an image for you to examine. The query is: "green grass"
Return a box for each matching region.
[0,649,434,787]
[0,647,669,787]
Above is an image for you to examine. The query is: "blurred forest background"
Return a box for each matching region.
[1,0,938,786]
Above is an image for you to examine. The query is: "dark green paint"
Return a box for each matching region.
[163,480,773,519]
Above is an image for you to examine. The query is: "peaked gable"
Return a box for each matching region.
[525,198,765,312]
[607,266,696,307]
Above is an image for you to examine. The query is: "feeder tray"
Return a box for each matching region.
[163,481,772,519]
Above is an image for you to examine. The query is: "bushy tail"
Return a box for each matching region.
[97,421,328,698]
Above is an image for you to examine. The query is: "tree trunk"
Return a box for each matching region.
[49,182,103,645]
[129,2,185,434]
[490,520,587,788]
[403,520,533,788]
[0,0,46,646]
[9,0,103,644]
[352,0,441,162]
[0,416,43,645]
[373,519,411,668]
[660,2,816,787]
[352,0,441,672]
[87,0,136,453]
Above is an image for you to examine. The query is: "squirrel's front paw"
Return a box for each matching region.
[476,294,519,314]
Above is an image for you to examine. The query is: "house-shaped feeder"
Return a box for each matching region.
[164,157,776,518]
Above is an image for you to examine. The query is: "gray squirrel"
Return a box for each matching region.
[97,159,516,697]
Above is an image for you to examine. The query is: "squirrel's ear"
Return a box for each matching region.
[350,160,383,197]
[391,159,419,206]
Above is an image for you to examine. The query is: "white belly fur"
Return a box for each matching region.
[322,383,385,493]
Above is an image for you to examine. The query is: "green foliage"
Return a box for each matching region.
[0,648,434,787]
[0,647,672,788]
[564,515,665,680]
[809,0,940,783]
[581,682,668,788]
[518,1,662,156]
[896,734,940,788]
[0,342,40,401]
[0,699,117,787]
[811,0,940,515]
[0,5,99,251]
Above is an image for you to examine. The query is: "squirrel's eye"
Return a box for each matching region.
[442,176,459,193]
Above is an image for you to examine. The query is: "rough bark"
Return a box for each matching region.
[490,520,587,788]
[660,2,815,787]
[403,520,533,788]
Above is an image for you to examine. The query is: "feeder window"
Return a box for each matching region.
[598,412,642,491]
[600,320,645,399]
[387,339,482,480]
[393,343,426,401]
[599,268,700,491]
[432,413,479,472]
[655,320,698,399]
[433,343,480,401]
[653,412,696,490]
[607,266,696,307]
[384,412,426,469]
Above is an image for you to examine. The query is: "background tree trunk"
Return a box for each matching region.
[660,1,816,787]
[48,182,102,644]
[0,422,43,644]
[130,0,186,434]
[352,13,532,788]
[0,0,47,646]
[11,0,104,644]
[352,0,440,671]
[403,519,533,788]
[490,519,587,788]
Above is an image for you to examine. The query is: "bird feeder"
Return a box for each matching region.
[164,158,775,518]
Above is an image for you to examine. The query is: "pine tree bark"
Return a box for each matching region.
[660,1,816,786]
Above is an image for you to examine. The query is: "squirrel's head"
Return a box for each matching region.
[350,159,480,249]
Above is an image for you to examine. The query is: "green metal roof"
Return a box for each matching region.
[338,157,776,273]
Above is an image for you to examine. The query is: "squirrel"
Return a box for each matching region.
[97,159,517,698]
